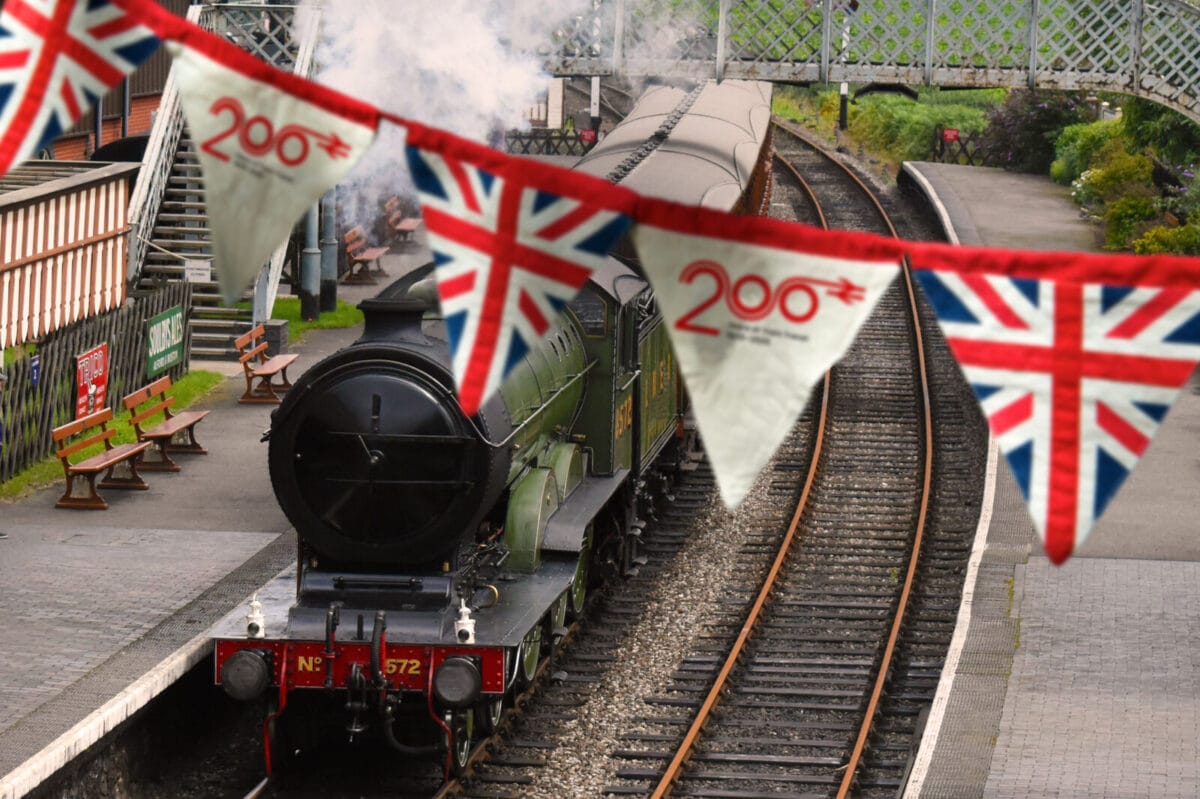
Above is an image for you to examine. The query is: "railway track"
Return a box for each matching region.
[147,120,983,799]
[587,121,985,798]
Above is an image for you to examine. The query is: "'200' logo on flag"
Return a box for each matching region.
[201,97,353,166]
[674,260,868,336]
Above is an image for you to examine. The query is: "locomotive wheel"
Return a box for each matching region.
[568,531,592,618]
[515,625,542,686]
[476,696,505,735]
[547,592,568,636]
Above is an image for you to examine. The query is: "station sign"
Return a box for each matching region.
[146,305,185,378]
[30,354,40,388]
[184,259,212,283]
[76,343,109,419]
[580,128,597,144]
[942,127,960,142]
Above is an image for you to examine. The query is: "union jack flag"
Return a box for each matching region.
[0,0,160,174]
[915,267,1200,563]
[403,123,633,415]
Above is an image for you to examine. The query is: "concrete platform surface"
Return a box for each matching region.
[0,247,427,799]
[903,162,1200,798]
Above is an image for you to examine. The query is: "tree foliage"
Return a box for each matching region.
[978,91,1086,174]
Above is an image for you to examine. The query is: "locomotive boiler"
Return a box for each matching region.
[209,78,773,777]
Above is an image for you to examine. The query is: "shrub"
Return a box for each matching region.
[1084,145,1155,202]
[848,93,990,162]
[1050,119,1124,185]
[1133,223,1200,255]
[1121,97,1200,169]
[978,90,1086,174]
[1103,195,1159,250]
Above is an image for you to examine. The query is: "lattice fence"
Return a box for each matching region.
[0,282,193,483]
[545,0,1200,126]
[506,129,597,157]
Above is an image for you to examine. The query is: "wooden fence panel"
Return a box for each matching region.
[931,127,993,167]
[0,282,192,483]
[0,162,140,350]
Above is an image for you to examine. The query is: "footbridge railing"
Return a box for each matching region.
[546,0,1200,126]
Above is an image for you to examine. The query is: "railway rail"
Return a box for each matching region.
[112,117,983,799]
[591,121,984,798]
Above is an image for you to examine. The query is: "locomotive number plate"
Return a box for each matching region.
[215,640,506,693]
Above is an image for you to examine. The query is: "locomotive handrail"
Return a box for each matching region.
[461,360,597,450]
[617,369,641,393]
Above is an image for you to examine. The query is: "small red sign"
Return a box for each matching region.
[76,343,109,419]
[580,128,597,143]
[942,127,960,142]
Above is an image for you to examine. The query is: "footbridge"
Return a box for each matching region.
[546,0,1200,124]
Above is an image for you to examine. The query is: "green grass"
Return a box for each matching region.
[3,343,36,368]
[236,297,365,344]
[0,369,224,501]
[272,297,364,343]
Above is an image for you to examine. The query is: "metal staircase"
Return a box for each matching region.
[138,136,252,358]
[127,2,319,360]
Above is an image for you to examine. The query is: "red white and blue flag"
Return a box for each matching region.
[912,248,1200,563]
[402,121,636,415]
[0,0,160,175]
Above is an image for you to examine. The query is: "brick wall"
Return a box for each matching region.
[50,95,161,160]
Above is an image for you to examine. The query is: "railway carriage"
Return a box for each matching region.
[210,78,773,777]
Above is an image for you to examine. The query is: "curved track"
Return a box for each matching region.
[598,121,985,799]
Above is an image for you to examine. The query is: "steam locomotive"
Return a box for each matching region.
[210,79,773,776]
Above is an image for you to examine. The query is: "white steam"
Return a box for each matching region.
[309,0,594,226]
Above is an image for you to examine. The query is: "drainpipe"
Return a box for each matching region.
[319,190,338,313]
[300,203,320,321]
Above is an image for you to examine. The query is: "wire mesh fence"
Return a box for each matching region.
[0,281,193,483]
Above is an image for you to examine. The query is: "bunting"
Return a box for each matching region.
[5,1,1200,565]
[911,246,1200,562]
[163,23,379,303]
[0,0,159,175]
[633,202,903,507]
[402,120,636,415]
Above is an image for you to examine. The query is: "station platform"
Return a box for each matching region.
[0,251,423,799]
[901,162,1200,798]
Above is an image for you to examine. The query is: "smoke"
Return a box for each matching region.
[309,0,594,227]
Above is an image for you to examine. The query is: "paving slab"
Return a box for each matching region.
[0,245,430,799]
[903,162,1200,799]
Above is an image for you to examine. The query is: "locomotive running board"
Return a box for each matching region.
[542,468,630,554]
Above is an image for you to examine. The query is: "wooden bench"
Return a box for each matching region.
[341,225,389,285]
[122,375,211,472]
[393,216,422,241]
[235,324,299,404]
[52,408,152,510]
[382,196,422,246]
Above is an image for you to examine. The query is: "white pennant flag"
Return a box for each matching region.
[164,27,379,303]
[633,207,902,507]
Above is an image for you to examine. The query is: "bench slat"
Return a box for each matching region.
[70,441,152,474]
[239,341,270,365]
[139,409,210,440]
[129,397,174,427]
[56,427,115,460]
